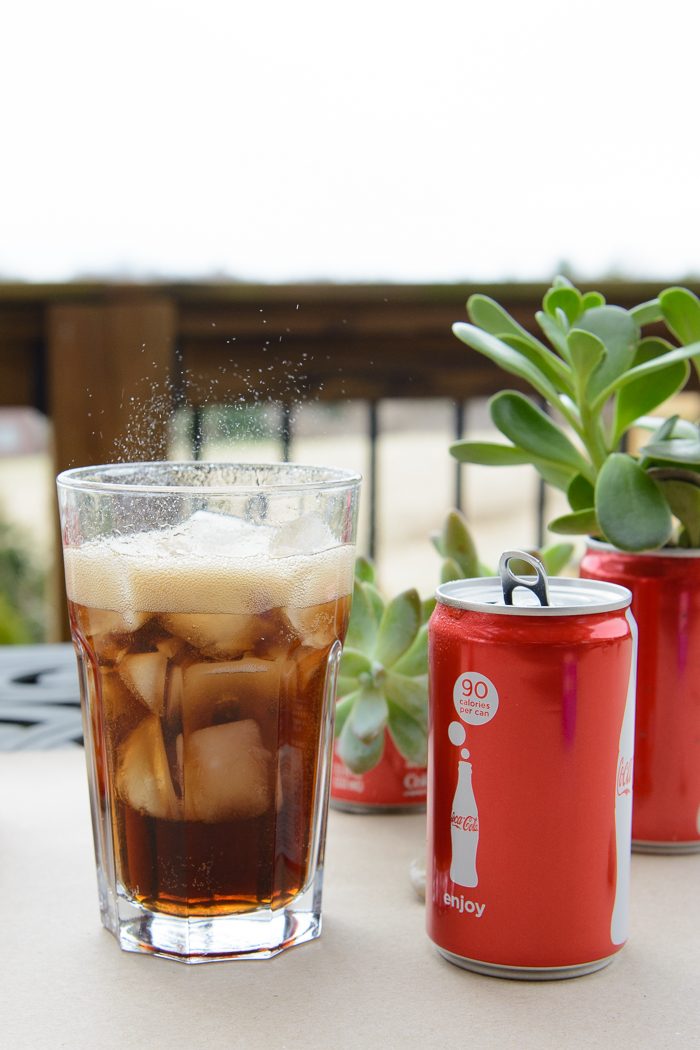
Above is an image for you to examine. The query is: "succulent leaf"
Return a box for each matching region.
[387,702,428,766]
[549,508,599,536]
[344,581,378,652]
[544,286,582,325]
[567,473,595,511]
[612,339,689,444]
[334,691,359,737]
[349,684,389,743]
[339,648,372,680]
[578,305,639,402]
[658,480,700,548]
[384,672,428,724]
[338,716,385,774]
[596,454,673,551]
[539,543,574,576]
[374,588,421,668]
[354,556,375,583]
[391,623,428,677]
[441,510,479,576]
[490,391,591,478]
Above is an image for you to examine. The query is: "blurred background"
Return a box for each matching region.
[2,0,700,642]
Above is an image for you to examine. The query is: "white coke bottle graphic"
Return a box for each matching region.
[611,610,637,946]
[450,756,479,887]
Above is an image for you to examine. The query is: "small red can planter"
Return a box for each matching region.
[580,541,700,853]
[330,734,427,813]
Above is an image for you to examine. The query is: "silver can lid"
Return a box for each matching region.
[436,549,632,617]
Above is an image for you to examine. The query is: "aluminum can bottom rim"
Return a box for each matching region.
[330,799,426,815]
[633,838,700,855]
[435,946,618,981]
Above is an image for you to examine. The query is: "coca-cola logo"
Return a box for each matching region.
[451,812,479,832]
[616,756,633,797]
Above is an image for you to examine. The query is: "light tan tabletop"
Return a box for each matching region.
[1,750,698,1050]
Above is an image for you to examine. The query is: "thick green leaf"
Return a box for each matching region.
[441,510,479,576]
[544,286,582,325]
[630,299,662,326]
[452,432,579,489]
[490,391,591,477]
[392,623,429,676]
[344,582,377,653]
[596,454,673,551]
[466,295,552,358]
[535,309,570,358]
[449,440,533,465]
[338,716,385,773]
[659,287,700,343]
[421,596,436,623]
[387,701,427,765]
[548,508,600,535]
[552,275,574,289]
[533,460,578,491]
[567,328,605,392]
[440,557,463,584]
[336,675,359,700]
[539,542,574,576]
[364,583,385,626]
[349,684,389,742]
[354,556,375,583]
[339,648,372,679]
[501,333,573,391]
[659,480,700,547]
[641,435,700,465]
[591,341,700,409]
[334,691,359,737]
[567,473,595,511]
[578,305,639,402]
[452,323,561,402]
[374,588,421,668]
[384,671,428,723]
[612,338,689,443]
[581,291,606,310]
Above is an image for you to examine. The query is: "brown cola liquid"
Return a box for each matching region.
[70,596,350,916]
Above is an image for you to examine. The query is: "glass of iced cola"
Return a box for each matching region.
[57,462,360,962]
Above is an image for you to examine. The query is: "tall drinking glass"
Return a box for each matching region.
[57,463,360,962]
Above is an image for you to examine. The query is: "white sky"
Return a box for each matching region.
[2,0,700,283]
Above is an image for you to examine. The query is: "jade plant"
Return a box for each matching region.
[450,278,700,551]
[335,511,573,774]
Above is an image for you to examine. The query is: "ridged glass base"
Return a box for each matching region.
[100,875,323,963]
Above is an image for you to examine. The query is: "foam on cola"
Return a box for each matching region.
[66,511,354,917]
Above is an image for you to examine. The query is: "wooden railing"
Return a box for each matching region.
[1,280,695,637]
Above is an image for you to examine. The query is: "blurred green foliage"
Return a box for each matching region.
[0,518,45,644]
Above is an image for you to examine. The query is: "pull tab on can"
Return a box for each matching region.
[499,550,550,608]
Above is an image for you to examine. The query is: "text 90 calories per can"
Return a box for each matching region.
[427,551,637,980]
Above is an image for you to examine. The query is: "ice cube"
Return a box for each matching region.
[84,608,150,639]
[100,669,142,727]
[269,514,335,557]
[116,716,181,820]
[180,719,272,821]
[293,645,328,696]
[118,652,168,715]
[161,612,261,658]
[180,511,272,556]
[285,602,339,648]
[182,657,281,731]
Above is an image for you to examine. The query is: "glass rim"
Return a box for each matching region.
[56,461,362,496]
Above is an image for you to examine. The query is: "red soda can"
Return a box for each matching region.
[580,542,700,852]
[427,551,636,979]
[330,735,427,813]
